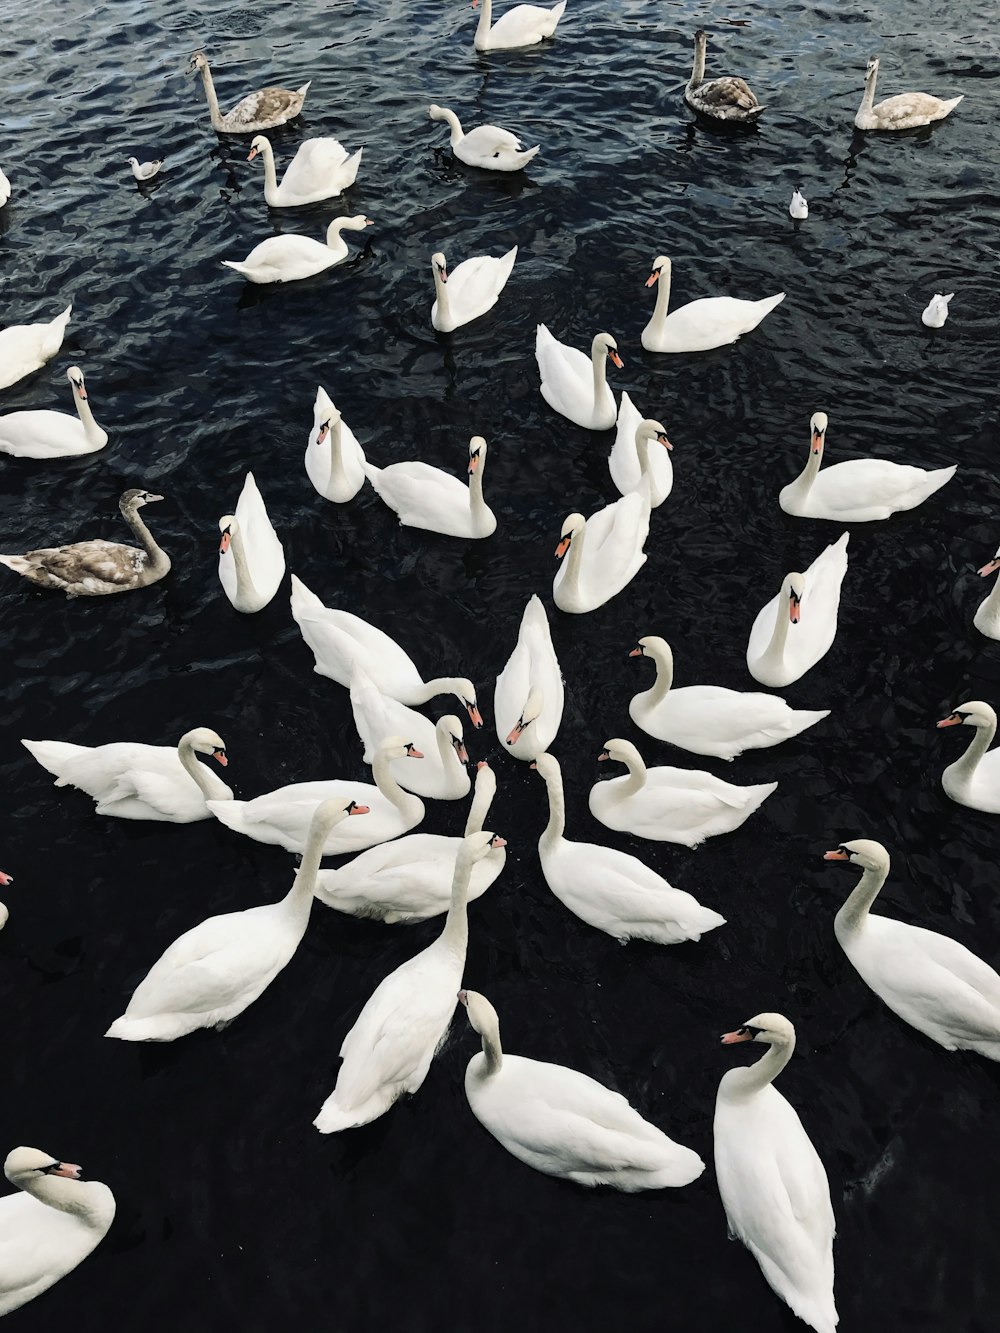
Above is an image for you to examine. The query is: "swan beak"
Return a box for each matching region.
[555,535,571,559]
[317,422,330,445]
[789,593,801,624]
[466,704,484,728]
[978,558,1000,577]
[0,871,12,886]
[454,741,470,764]
[437,264,448,283]
[823,849,850,860]
[609,350,624,369]
[405,745,424,759]
[628,646,644,658]
[458,989,469,1004]
[811,430,824,453]
[476,760,490,771]
[348,804,371,815]
[219,530,232,555]
[491,836,507,848]
[645,270,660,289]
[247,147,259,162]
[75,385,88,400]
[936,713,962,728]
[720,1030,753,1045]
[529,761,538,770]
[657,432,673,451]
[468,453,480,475]
[597,749,611,762]
[49,1162,82,1179]
[212,749,228,768]
[506,721,525,745]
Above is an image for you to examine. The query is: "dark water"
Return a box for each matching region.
[1,1,999,1328]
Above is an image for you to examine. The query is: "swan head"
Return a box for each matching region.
[629,635,672,667]
[4,1148,82,1186]
[431,251,448,284]
[326,216,374,244]
[598,737,642,768]
[309,798,371,836]
[637,419,672,451]
[474,759,497,796]
[66,366,87,400]
[592,332,623,369]
[721,1013,794,1047]
[182,727,229,767]
[218,514,239,555]
[977,545,1000,578]
[458,988,501,1037]
[506,687,543,745]
[437,715,469,766]
[467,437,487,477]
[937,700,998,731]
[693,29,708,49]
[120,488,164,514]
[781,572,805,623]
[865,56,880,80]
[823,838,890,875]
[459,830,507,866]
[247,135,271,163]
[427,104,447,121]
[0,870,12,887]
[646,255,671,289]
[188,51,208,74]
[528,751,560,783]
[378,735,424,761]
[810,412,828,454]
[555,513,586,559]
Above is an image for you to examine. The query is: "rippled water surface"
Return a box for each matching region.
[2,1,1000,1329]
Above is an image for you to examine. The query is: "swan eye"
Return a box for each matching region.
[838,845,851,857]
[40,1162,62,1174]
[739,1025,761,1038]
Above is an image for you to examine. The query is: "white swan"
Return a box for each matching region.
[552,495,649,614]
[289,574,482,723]
[790,189,808,220]
[0,165,9,207]
[974,547,1000,640]
[588,738,776,848]
[189,51,310,133]
[0,304,71,391]
[428,104,539,171]
[494,594,563,761]
[826,839,1000,1060]
[684,29,765,122]
[314,831,505,1131]
[855,56,962,131]
[641,255,785,354]
[629,636,829,760]
[22,727,231,823]
[430,247,517,333]
[127,157,162,182]
[0,488,171,598]
[746,532,849,688]
[222,214,373,284]
[0,1148,115,1318]
[937,700,1000,813]
[0,365,107,458]
[779,412,956,521]
[0,870,12,931]
[218,471,285,613]
[305,387,366,503]
[106,799,369,1041]
[460,989,705,1188]
[608,393,673,506]
[715,1015,838,1333]
[363,435,496,538]
[314,760,505,923]
[532,752,725,943]
[350,665,470,801]
[471,0,566,52]
[536,325,622,430]
[921,293,953,328]
[207,736,425,853]
[248,134,362,206]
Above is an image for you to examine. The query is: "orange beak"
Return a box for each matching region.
[555,535,571,558]
[609,350,624,369]
[468,454,479,475]
[476,760,489,771]
[529,761,537,770]
[317,422,329,445]
[720,1030,753,1045]
[506,721,525,745]
[823,849,850,860]
[789,593,801,624]
[978,558,1000,577]
[597,749,610,762]
[213,749,228,768]
[406,746,424,759]
[455,741,469,764]
[936,714,962,728]
[466,703,483,728]
[811,430,824,453]
[645,270,660,289]
[349,804,370,815]
[219,531,231,555]
[628,646,643,658]
[658,432,673,451]
[247,146,259,161]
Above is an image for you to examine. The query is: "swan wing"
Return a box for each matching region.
[461,124,525,154]
[281,137,351,192]
[290,577,422,691]
[582,493,650,583]
[811,458,955,518]
[233,471,285,592]
[350,669,436,764]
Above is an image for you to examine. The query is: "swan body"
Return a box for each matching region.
[779,412,956,522]
[428,104,539,171]
[0,165,9,207]
[305,387,366,503]
[248,134,362,206]
[608,395,673,506]
[552,497,649,614]
[0,365,106,458]
[189,51,310,133]
[430,247,517,333]
[22,727,231,823]
[218,472,285,613]
[460,990,705,1188]
[532,752,725,943]
[0,304,71,391]
[472,0,566,52]
[535,325,622,430]
[314,761,505,923]
[827,839,1000,1060]
[938,701,1000,813]
[790,189,808,219]
[715,1015,838,1333]
[746,533,849,688]
[207,737,425,853]
[642,255,785,354]
[629,637,829,760]
[128,157,162,181]
[363,435,496,538]
[974,548,1000,640]
[350,665,470,800]
[494,595,564,760]
[289,575,482,723]
[588,738,776,848]
[0,1148,115,1318]
[921,293,953,328]
[314,831,505,1131]
[0,871,12,931]
[0,488,171,597]
[106,799,368,1041]
[855,56,962,131]
[685,29,765,122]
[222,215,373,284]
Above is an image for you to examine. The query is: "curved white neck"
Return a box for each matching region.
[645,645,673,707]
[475,0,494,43]
[439,107,464,148]
[759,594,793,673]
[372,749,421,817]
[725,1038,794,1100]
[591,348,609,406]
[124,506,170,574]
[409,677,466,707]
[835,861,889,936]
[612,750,646,799]
[259,145,280,201]
[651,268,673,330]
[464,775,495,837]
[19,1174,101,1220]
[226,523,259,606]
[432,265,451,326]
[198,61,224,130]
[559,526,587,600]
[474,1012,503,1076]
[178,740,215,799]
[788,443,823,500]
[438,851,475,955]
[72,390,104,445]
[539,765,566,850]
[950,721,997,784]
[467,457,488,522]
[287,808,345,917]
[322,416,353,491]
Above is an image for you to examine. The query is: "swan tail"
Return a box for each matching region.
[0,555,31,575]
[754,290,785,318]
[43,305,73,354]
[747,780,779,809]
[641,1146,706,1190]
[289,572,323,616]
[926,464,958,492]
[105,1014,192,1042]
[313,1088,398,1133]
[297,82,312,97]
[21,738,88,782]
[221,260,251,276]
[206,800,248,833]
[518,145,541,165]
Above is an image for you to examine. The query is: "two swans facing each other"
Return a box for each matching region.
[218,471,285,613]
[431,247,517,333]
[222,215,373,284]
[642,255,784,354]
[746,532,849,688]
[364,435,496,538]
[536,325,622,430]
[471,0,566,52]
[460,989,705,1189]
[0,489,171,597]
[248,134,362,207]
[854,55,962,131]
[428,104,539,171]
[189,50,310,134]
[0,303,71,392]
[0,365,106,458]
[684,28,765,122]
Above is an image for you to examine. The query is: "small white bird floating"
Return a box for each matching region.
[189,50,310,134]
[0,164,9,207]
[854,55,963,131]
[127,156,163,182]
[428,104,539,172]
[471,0,567,53]
[0,304,72,392]
[684,29,765,122]
[0,365,107,459]
[789,188,808,219]
[222,215,374,284]
[921,293,953,328]
[218,471,285,614]
[305,386,366,503]
[248,134,363,207]
[430,247,517,333]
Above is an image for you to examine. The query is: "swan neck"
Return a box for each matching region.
[539,767,566,849]
[561,525,586,599]
[730,1038,794,1099]
[835,863,889,934]
[433,265,450,324]
[227,524,259,603]
[125,505,170,573]
[477,1013,503,1076]
[372,749,416,814]
[288,810,341,911]
[326,417,350,487]
[652,266,672,329]
[73,389,103,444]
[591,346,609,404]
[691,38,706,85]
[20,1175,96,1218]
[616,751,647,799]
[199,61,223,129]
[441,107,463,147]
[178,738,214,799]
[468,456,487,518]
[475,0,492,43]
[647,647,673,707]
[260,144,279,201]
[792,442,822,496]
[982,572,1000,616]
[464,777,495,837]
[761,593,792,668]
[861,66,877,112]
[953,721,996,780]
[439,854,474,954]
